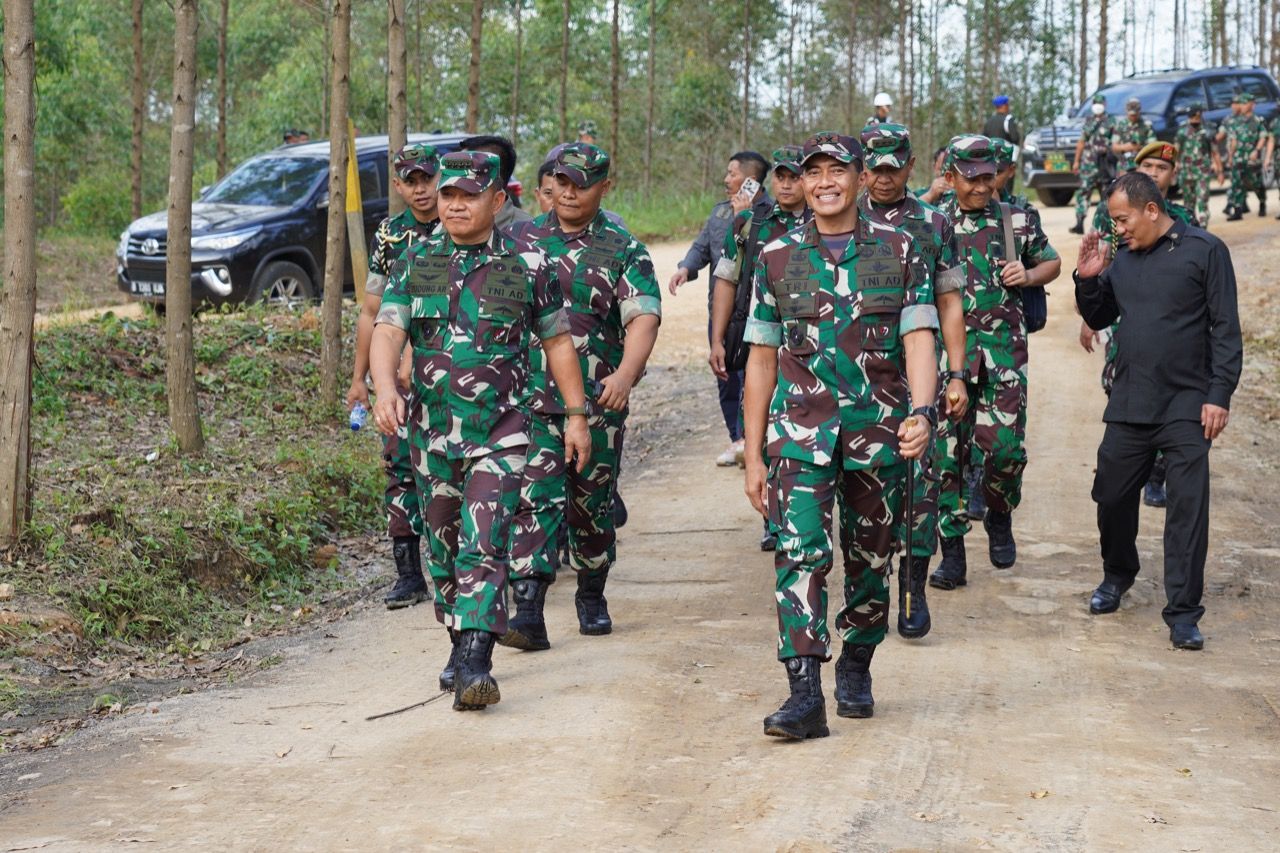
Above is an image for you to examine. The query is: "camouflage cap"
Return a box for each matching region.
[771,144,804,175]
[1238,92,1256,103]
[1187,102,1205,115]
[800,131,863,167]
[1135,140,1178,165]
[860,123,912,169]
[437,150,502,194]
[1092,93,1107,104]
[992,138,1019,168]
[552,142,611,188]
[578,119,598,136]
[945,134,997,178]
[1125,97,1142,112]
[393,143,440,180]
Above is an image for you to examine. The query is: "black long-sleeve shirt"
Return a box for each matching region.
[1075,219,1242,425]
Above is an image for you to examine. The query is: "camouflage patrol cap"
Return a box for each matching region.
[1092,94,1107,104]
[552,142,611,188]
[1187,102,1205,115]
[771,145,804,175]
[437,150,502,193]
[945,134,997,177]
[393,143,440,180]
[860,124,912,169]
[1125,97,1142,112]
[578,120,598,136]
[1135,141,1178,165]
[800,131,863,167]
[1238,92,1256,103]
[992,138,1019,168]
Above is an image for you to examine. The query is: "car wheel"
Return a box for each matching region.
[1035,187,1075,207]
[249,260,314,308]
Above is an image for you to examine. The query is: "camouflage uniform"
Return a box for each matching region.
[506,193,662,585]
[1174,118,1217,227]
[937,187,1058,542]
[744,188,938,659]
[1225,110,1269,213]
[992,139,1032,211]
[1111,116,1157,173]
[1074,107,1115,218]
[377,154,571,634]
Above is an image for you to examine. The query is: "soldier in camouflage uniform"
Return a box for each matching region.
[502,143,662,649]
[1222,93,1270,220]
[1071,94,1115,234]
[1111,97,1158,174]
[741,132,939,740]
[858,123,968,641]
[371,151,591,711]
[1268,113,1280,219]
[931,136,1062,591]
[709,144,812,552]
[992,138,1031,209]
[346,143,440,610]
[1173,104,1223,228]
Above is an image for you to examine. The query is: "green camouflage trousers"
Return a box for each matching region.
[1073,160,1105,218]
[420,447,524,634]
[901,359,949,560]
[382,416,424,539]
[508,411,625,582]
[1182,172,1212,228]
[1227,160,1265,210]
[768,454,905,659]
[937,374,1027,538]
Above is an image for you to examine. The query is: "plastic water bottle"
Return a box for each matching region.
[348,403,368,431]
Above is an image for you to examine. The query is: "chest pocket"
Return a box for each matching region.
[901,219,936,267]
[409,255,450,349]
[775,274,819,356]
[855,244,904,353]
[575,232,628,316]
[476,263,528,353]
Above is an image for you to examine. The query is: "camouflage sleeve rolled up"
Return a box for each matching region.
[366,217,395,298]
[1018,206,1058,265]
[375,247,414,330]
[617,239,663,327]
[934,215,964,295]
[712,209,751,282]
[526,246,572,341]
[899,241,939,336]
[742,245,782,348]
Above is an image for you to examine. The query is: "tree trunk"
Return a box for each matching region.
[897,0,908,120]
[610,0,620,167]
[321,0,330,135]
[216,0,229,178]
[740,0,750,151]
[321,0,351,406]
[0,0,38,545]
[131,0,145,219]
[465,0,483,133]
[1097,0,1108,90]
[1219,0,1230,64]
[786,0,797,140]
[165,0,205,454]
[559,0,570,141]
[845,1,855,134]
[1260,0,1268,65]
[1272,0,1279,78]
[511,0,523,142]
[388,0,408,216]
[414,0,424,128]
[644,0,655,196]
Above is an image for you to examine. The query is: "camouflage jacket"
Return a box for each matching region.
[1272,117,1280,164]
[378,227,570,459]
[743,215,938,471]
[367,208,437,297]
[1225,114,1268,163]
[1093,199,1198,256]
[1080,114,1115,157]
[512,210,663,415]
[938,198,1058,381]
[713,202,811,285]
[1111,118,1157,170]
[998,187,1033,210]
[1173,124,1217,176]
[858,193,963,297]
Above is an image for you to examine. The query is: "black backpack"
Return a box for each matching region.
[724,207,772,371]
[998,201,1047,334]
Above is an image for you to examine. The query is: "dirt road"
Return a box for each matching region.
[4,206,1279,851]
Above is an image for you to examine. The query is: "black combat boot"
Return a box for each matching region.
[499,578,551,651]
[438,628,461,692]
[1227,210,1243,221]
[897,555,932,639]
[613,491,628,528]
[1069,213,1085,235]
[930,535,967,590]
[965,467,987,522]
[575,570,613,635]
[384,536,429,609]
[984,509,1017,568]
[763,656,829,739]
[453,630,501,711]
[833,643,875,718]
[1143,453,1167,508]
[1260,199,1267,217]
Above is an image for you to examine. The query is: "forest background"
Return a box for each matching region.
[5,0,1280,240]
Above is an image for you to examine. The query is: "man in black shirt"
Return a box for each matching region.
[1075,172,1242,651]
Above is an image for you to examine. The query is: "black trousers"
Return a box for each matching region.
[1091,419,1211,626]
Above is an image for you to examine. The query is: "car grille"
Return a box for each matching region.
[127,235,168,257]
[1037,128,1081,150]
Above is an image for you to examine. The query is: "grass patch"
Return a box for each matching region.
[609,189,724,243]
[0,231,121,315]
[7,305,384,659]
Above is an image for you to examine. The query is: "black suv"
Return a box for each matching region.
[1021,66,1280,206]
[116,132,471,307]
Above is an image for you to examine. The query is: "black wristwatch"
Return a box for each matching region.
[910,405,938,427]
[945,369,969,383]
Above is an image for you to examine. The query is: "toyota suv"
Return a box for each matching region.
[1021,66,1280,206]
[116,131,522,307]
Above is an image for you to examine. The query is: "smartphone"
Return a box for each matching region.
[739,176,761,199]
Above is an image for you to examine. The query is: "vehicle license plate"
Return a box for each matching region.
[1046,156,1071,173]
[132,279,166,296]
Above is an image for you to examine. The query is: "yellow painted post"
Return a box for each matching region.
[345,118,368,301]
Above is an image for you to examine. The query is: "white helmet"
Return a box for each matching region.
[873,92,893,108]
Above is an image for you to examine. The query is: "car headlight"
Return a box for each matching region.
[191,226,262,252]
[116,230,130,258]
[1021,138,1039,156]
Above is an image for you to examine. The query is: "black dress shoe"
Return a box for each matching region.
[1170,623,1204,650]
[1089,579,1132,614]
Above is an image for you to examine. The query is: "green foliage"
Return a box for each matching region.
[609,187,723,242]
[60,172,134,237]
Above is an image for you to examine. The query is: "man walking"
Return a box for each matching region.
[1070,95,1115,234]
[983,94,1022,145]
[1173,103,1222,228]
[1221,93,1269,221]
[1075,171,1242,651]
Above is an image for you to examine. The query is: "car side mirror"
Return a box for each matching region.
[316,192,329,210]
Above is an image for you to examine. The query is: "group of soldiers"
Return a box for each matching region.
[1072,92,1280,233]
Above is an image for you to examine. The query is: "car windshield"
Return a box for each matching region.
[203,155,326,207]
[1074,81,1173,118]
